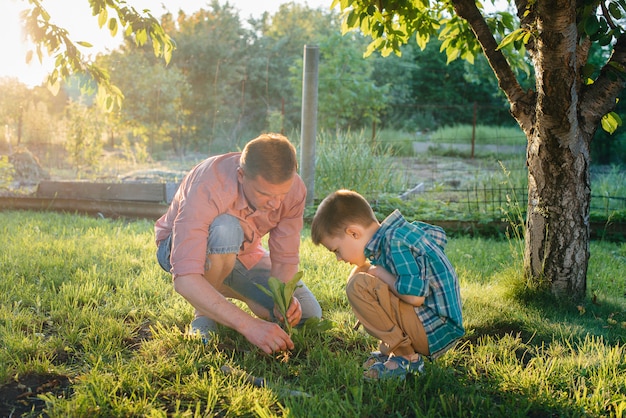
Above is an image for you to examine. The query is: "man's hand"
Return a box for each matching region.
[242,318,295,354]
[273,296,302,328]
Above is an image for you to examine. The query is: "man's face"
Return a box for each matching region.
[238,168,294,212]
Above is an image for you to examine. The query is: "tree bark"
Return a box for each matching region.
[524,0,590,299]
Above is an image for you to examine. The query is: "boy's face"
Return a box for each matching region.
[319,226,369,267]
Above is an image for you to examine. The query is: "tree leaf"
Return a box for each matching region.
[497,28,523,50]
[601,111,622,134]
[98,8,108,28]
[584,15,600,37]
[109,18,118,37]
[609,2,622,19]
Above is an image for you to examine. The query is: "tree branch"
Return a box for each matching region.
[580,33,626,136]
[451,0,535,132]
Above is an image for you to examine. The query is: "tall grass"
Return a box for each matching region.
[313,130,409,200]
[1,211,625,417]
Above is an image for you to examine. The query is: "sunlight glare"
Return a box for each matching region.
[0,1,47,87]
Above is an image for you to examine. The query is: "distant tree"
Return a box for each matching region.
[0,78,30,145]
[252,4,342,130]
[291,30,389,131]
[163,2,249,147]
[370,39,514,130]
[99,48,191,154]
[64,100,103,176]
[336,0,626,300]
[0,77,64,146]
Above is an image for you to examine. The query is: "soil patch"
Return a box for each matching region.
[0,373,72,417]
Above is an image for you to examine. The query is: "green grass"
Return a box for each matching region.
[1,211,625,417]
[429,125,527,146]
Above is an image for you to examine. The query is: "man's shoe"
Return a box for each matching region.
[189,316,218,344]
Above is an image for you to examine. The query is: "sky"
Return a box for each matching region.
[0,0,335,87]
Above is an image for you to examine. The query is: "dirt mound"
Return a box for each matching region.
[9,148,50,185]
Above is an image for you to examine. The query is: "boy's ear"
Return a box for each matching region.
[344,225,362,239]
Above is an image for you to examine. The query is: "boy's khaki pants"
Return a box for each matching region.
[346,272,428,357]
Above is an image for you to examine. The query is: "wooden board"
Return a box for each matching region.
[36,181,169,203]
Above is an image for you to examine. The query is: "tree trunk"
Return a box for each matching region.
[525,134,591,300]
[523,0,590,300]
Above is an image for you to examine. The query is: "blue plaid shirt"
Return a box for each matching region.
[364,210,464,358]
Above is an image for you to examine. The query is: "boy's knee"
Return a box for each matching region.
[346,272,377,301]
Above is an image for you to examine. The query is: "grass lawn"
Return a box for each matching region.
[0,210,625,417]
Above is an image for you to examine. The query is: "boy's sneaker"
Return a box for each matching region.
[189,316,218,344]
[364,354,425,381]
[362,351,389,370]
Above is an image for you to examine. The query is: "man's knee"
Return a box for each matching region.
[205,253,237,286]
[208,214,244,251]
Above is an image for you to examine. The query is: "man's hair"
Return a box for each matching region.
[311,189,378,245]
[240,133,297,183]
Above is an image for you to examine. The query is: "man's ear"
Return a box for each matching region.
[236,166,244,184]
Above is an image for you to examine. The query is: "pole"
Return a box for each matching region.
[300,45,319,207]
[471,102,477,159]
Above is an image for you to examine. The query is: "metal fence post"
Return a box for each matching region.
[300,45,319,207]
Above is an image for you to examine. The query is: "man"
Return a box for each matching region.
[155,133,322,354]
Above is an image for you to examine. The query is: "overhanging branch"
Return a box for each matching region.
[580,33,626,135]
[451,0,535,132]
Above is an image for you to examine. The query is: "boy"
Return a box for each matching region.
[311,190,464,380]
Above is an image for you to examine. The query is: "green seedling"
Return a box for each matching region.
[257,271,303,335]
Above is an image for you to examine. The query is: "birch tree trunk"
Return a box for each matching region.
[523,1,591,299]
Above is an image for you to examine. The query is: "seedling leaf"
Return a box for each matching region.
[256,271,303,335]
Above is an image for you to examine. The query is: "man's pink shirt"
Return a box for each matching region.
[154,152,306,278]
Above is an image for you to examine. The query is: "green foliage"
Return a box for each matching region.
[0,156,15,189]
[368,129,416,156]
[99,49,191,153]
[335,0,626,140]
[291,31,390,131]
[334,0,514,66]
[370,39,514,130]
[64,101,104,176]
[429,124,527,146]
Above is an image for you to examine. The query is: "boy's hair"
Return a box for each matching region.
[311,189,378,245]
[240,133,297,184]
